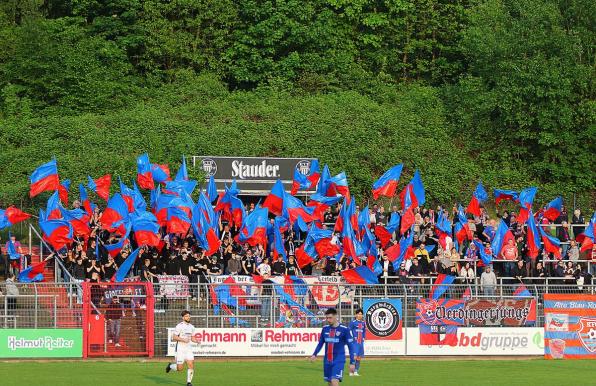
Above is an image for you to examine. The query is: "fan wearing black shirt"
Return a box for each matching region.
[208,256,222,276]
[102,255,118,280]
[286,256,299,276]
[272,255,287,276]
[165,254,181,275]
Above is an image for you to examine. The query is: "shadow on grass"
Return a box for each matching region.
[143,375,180,385]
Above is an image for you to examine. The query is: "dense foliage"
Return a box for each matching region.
[0,0,593,209]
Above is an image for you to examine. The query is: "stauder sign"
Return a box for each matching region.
[191,156,317,195]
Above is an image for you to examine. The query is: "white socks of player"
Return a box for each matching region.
[187,369,194,383]
[169,364,178,371]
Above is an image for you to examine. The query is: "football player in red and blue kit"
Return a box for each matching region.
[348,308,365,376]
[309,308,356,385]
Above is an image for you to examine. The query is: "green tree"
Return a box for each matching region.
[445,0,595,193]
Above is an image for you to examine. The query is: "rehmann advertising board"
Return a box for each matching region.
[191,156,317,194]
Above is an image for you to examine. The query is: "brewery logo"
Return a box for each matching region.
[201,158,218,177]
[295,160,312,175]
[366,301,400,338]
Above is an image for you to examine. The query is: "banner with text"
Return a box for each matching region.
[406,327,544,355]
[156,275,190,298]
[166,327,404,356]
[0,329,83,358]
[415,298,536,346]
[544,294,596,359]
[363,299,403,341]
[208,275,354,307]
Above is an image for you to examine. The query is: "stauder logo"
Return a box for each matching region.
[366,301,400,338]
[201,158,218,177]
[231,160,280,179]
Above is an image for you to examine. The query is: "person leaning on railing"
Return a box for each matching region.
[480,266,497,297]
[4,273,19,312]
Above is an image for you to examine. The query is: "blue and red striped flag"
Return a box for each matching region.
[517,187,537,223]
[372,164,403,200]
[131,211,160,247]
[491,220,514,258]
[112,247,141,282]
[58,179,70,205]
[493,189,519,206]
[39,210,73,251]
[206,175,218,203]
[291,159,320,195]
[341,265,379,285]
[263,179,285,216]
[151,163,171,184]
[29,159,60,198]
[19,260,48,282]
[175,155,189,181]
[87,174,111,201]
[466,181,488,217]
[513,284,531,298]
[429,274,456,300]
[543,196,563,221]
[0,206,31,230]
[539,226,561,258]
[136,153,155,190]
[525,212,541,258]
[576,213,595,252]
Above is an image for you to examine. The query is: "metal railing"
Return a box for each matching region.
[0,282,83,329]
[1,281,594,356]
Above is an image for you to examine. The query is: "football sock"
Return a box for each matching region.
[187,369,194,383]
[169,364,178,371]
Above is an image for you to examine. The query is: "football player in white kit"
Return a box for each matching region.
[166,310,199,386]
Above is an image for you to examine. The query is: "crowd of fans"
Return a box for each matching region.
[1,200,594,293]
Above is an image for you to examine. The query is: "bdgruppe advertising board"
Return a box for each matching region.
[406,327,544,355]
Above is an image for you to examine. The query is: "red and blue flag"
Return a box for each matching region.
[429,274,456,299]
[341,265,379,284]
[517,187,537,223]
[263,179,285,216]
[465,181,488,217]
[39,210,73,250]
[525,211,541,258]
[136,153,155,190]
[131,211,160,247]
[236,206,269,246]
[539,226,561,258]
[0,206,31,229]
[101,193,129,234]
[576,212,595,252]
[206,175,218,203]
[113,247,141,282]
[491,220,514,258]
[543,196,563,221]
[291,159,320,195]
[493,189,520,206]
[87,174,111,201]
[58,179,70,205]
[29,159,60,197]
[372,164,403,200]
[19,260,48,282]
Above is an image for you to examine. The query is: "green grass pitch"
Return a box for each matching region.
[0,358,593,386]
